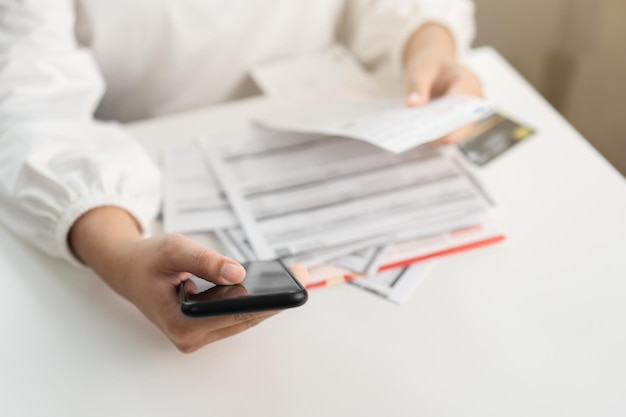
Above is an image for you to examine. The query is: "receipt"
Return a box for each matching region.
[255,94,495,153]
[350,261,437,305]
[251,44,494,153]
[163,147,237,233]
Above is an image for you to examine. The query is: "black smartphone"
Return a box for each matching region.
[179,260,308,317]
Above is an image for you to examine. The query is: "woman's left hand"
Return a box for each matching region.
[403,24,483,144]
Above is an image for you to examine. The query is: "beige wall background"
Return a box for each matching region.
[473,0,626,176]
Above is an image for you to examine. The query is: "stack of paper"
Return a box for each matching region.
[162,45,504,304]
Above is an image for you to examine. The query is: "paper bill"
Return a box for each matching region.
[251,44,494,154]
[201,139,277,261]
[163,147,237,233]
[376,219,504,271]
[162,129,323,234]
[255,94,495,153]
[350,261,437,305]
[330,246,385,275]
[204,133,497,261]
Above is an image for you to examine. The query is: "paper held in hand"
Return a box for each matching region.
[254,94,494,153]
[250,44,494,153]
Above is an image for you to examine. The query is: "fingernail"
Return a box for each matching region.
[407,92,422,105]
[221,263,246,283]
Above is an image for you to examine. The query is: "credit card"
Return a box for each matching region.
[458,113,534,166]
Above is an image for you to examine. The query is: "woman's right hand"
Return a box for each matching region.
[115,233,284,353]
[69,207,306,353]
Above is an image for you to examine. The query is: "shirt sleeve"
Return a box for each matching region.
[340,0,476,79]
[0,0,161,267]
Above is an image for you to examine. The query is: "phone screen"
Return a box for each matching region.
[188,261,301,301]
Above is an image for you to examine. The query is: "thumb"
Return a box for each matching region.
[165,235,246,285]
[405,58,440,107]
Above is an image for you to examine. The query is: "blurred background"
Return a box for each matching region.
[473,0,626,176]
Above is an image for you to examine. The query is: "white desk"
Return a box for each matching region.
[2,48,626,417]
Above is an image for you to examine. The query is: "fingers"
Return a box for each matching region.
[161,234,246,285]
[166,310,280,353]
[405,56,441,107]
[405,56,483,109]
[202,311,280,348]
[405,60,483,144]
[127,234,282,354]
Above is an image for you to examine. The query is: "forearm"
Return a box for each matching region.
[403,23,456,66]
[69,207,143,299]
[67,207,269,352]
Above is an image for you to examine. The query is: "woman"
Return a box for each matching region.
[0,0,481,352]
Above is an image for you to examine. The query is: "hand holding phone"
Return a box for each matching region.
[76,230,308,353]
[179,260,308,317]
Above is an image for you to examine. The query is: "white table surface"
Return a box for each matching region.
[2,47,626,417]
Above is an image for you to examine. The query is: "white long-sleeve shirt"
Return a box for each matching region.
[0,0,475,266]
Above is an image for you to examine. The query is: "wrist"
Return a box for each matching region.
[69,207,143,296]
